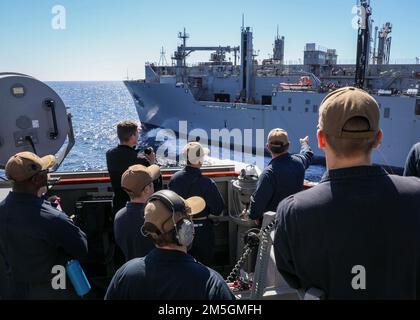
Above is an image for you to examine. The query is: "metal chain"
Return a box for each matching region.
[261,221,276,237]
[226,220,276,284]
[226,244,253,283]
[251,220,276,297]
[260,221,276,244]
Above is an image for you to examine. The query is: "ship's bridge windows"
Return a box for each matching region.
[415,100,420,116]
[384,108,391,119]
[262,95,272,105]
[288,106,292,112]
[214,93,230,103]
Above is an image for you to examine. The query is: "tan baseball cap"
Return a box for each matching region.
[182,142,208,165]
[5,152,56,182]
[268,128,289,147]
[318,87,380,139]
[144,193,206,235]
[121,164,160,196]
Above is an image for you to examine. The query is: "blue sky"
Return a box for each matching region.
[0,0,419,81]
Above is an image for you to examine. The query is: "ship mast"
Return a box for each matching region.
[355,0,372,89]
[158,47,168,66]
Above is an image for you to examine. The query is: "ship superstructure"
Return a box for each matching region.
[125,0,420,169]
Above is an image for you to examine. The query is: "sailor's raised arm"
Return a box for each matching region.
[296,136,314,169]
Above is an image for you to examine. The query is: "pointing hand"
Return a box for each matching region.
[300,136,309,145]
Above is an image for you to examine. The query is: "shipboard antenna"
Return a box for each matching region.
[158,47,168,66]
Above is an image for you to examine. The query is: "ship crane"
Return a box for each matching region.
[182,46,240,64]
[172,28,240,82]
[375,22,393,65]
[355,0,372,89]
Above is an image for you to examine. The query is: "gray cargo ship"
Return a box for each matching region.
[124,0,420,169]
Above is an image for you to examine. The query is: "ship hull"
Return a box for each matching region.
[124,81,420,169]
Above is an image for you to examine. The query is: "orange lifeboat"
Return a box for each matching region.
[280,76,312,91]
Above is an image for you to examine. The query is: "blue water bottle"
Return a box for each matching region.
[66,260,91,297]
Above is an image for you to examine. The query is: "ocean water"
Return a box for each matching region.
[48,81,139,172]
[2,81,325,182]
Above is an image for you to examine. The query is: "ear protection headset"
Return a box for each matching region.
[147,190,195,247]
